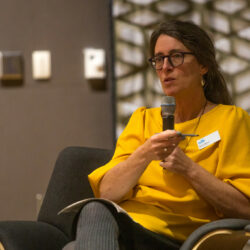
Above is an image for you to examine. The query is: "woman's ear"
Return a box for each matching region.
[200,65,208,76]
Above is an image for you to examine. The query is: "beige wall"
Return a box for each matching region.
[0,0,115,220]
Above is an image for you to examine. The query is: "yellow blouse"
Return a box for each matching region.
[88,104,250,241]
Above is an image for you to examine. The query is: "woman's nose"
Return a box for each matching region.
[162,57,173,71]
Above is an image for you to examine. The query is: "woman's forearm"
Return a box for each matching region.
[99,145,151,202]
[186,163,250,219]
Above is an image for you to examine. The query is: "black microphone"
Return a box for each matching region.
[161,96,176,130]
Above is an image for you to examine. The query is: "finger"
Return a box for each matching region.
[161,142,178,153]
[161,145,173,154]
[169,136,183,146]
[160,161,165,167]
[155,130,179,141]
[160,160,170,170]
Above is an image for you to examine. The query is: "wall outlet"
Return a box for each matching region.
[83,48,106,79]
[32,51,51,80]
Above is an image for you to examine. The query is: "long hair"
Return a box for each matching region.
[149,20,232,105]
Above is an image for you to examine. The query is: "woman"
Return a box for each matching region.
[65,20,250,250]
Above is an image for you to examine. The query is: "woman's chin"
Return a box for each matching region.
[162,89,178,97]
[161,83,178,95]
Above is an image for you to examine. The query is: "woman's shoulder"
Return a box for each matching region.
[216,104,249,117]
[131,106,161,116]
[211,104,250,125]
[130,107,162,132]
[146,106,161,114]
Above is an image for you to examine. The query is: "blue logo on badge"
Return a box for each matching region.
[198,139,205,144]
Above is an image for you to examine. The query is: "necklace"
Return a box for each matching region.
[183,99,207,152]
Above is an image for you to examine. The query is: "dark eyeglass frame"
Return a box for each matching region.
[148,52,194,70]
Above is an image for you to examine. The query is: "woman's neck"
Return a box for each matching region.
[174,94,207,123]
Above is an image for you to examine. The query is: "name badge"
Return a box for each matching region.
[197,131,221,150]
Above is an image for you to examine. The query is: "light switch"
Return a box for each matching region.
[83,48,106,79]
[0,51,23,80]
[32,51,51,80]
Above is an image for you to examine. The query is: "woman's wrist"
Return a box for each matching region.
[133,143,153,166]
[184,161,200,180]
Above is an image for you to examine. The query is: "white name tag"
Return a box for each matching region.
[197,131,221,150]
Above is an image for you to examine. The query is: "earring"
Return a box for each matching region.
[201,79,205,87]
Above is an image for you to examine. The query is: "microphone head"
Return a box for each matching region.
[161,96,176,117]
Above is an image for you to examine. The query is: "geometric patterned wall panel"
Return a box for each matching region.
[113,0,250,137]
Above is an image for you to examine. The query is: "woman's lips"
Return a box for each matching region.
[164,78,175,84]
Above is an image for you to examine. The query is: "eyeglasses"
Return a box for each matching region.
[148,52,194,70]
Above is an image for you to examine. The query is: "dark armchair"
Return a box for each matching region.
[0,146,249,250]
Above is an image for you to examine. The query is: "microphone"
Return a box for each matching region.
[161,96,176,130]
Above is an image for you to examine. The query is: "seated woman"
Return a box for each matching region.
[64,20,250,250]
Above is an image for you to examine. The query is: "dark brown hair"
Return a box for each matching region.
[150,20,232,105]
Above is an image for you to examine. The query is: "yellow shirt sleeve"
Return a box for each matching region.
[88,107,147,198]
[216,107,250,198]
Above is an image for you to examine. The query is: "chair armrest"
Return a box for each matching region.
[245,224,250,232]
[180,218,250,250]
[0,221,69,250]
